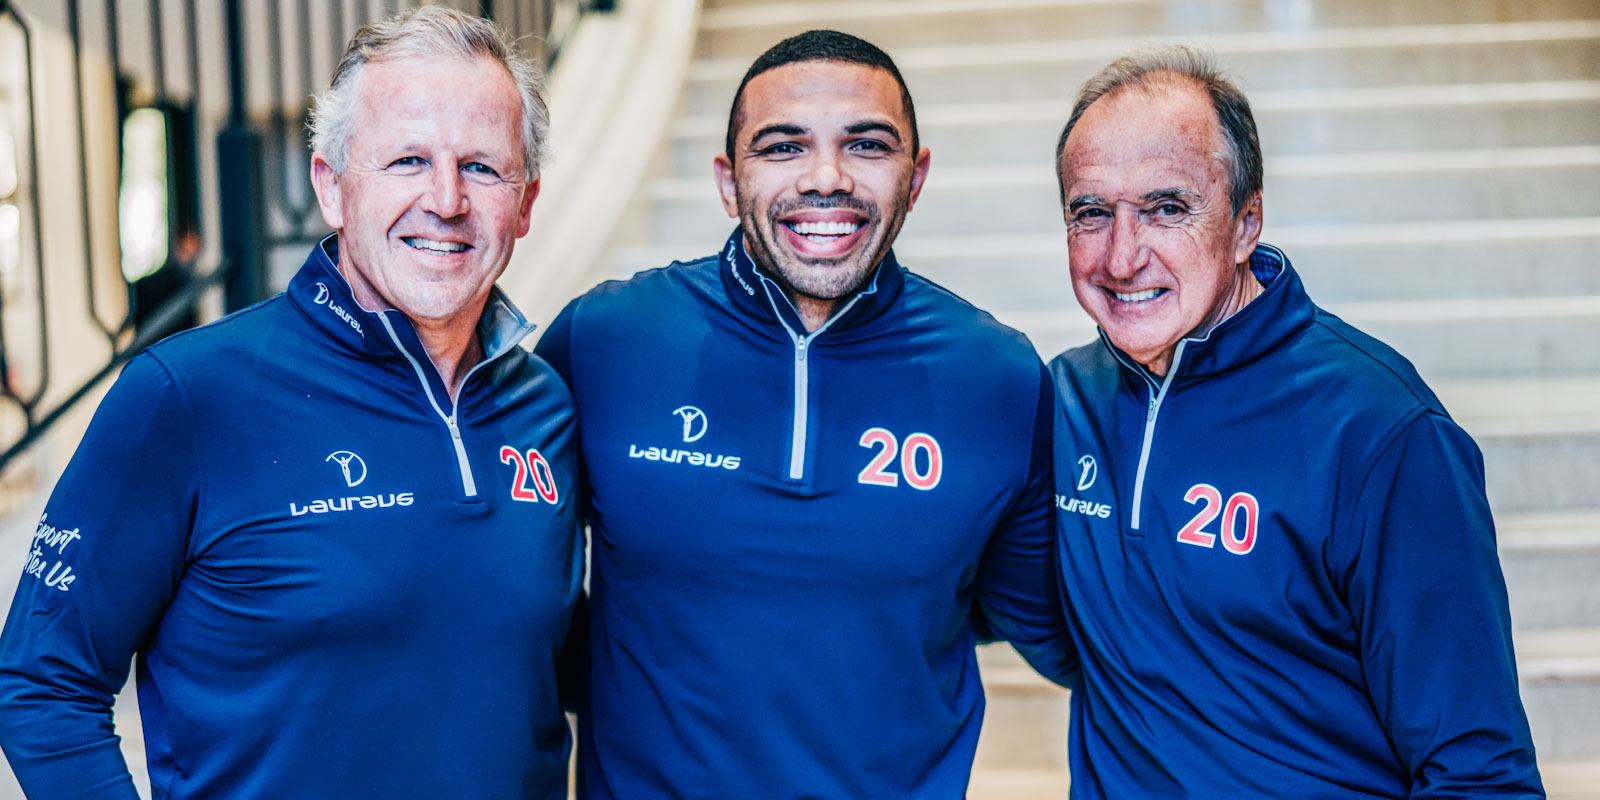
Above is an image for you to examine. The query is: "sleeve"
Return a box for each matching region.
[0,353,198,799]
[1339,412,1543,798]
[970,362,1078,687]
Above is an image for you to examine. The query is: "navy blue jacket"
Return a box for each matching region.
[535,230,1073,799]
[0,239,583,799]
[1050,244,1542,798]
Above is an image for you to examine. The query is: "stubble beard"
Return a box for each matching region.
[738,190,910,303]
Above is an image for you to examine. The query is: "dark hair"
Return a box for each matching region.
[725,29,918,160]
[1054,45,1262,215]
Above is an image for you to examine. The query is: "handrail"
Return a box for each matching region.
[0,0,608,476]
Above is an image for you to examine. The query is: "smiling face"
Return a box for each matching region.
[714,60,930,329]
[1059,80,1262,376]
[310,55,538,331]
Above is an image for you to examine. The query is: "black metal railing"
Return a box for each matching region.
[0,0,602,473]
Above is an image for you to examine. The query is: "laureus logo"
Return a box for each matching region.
[326,450,367,488]
[674,406,708,443]
[1076,455,1098,492]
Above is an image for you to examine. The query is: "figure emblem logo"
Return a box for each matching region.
[1076,455,1098,492]
[326,450,368,488]
[673,406,708,443]
[314,282,330,305]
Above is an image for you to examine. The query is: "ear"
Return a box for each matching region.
[1231,190,1263,264]
[712,153,739,219]
[905,147,932,211]
[515,177,541,238]
[310,151,344,231]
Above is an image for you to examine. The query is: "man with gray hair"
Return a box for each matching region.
[1047,46,1544,796]
[0,7,580,798]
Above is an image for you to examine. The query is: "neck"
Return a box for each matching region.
[411,316,485,403]
[1144,263,1264,378]
[790,293,843,332]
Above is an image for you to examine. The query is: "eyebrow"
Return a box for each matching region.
[844,120,902,143]
[749,124,807,146]
[1066,194,1104,212]
[1066,188,1202,212]
[1143,187,1202,203]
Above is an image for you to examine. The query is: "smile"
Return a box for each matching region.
[785,220,863,242]
[1112,288,1167,302]
[401,236,470,254]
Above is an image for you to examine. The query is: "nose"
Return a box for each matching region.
[796,150,854,196]
[420,159,470,219]
[1105,206,1146,279]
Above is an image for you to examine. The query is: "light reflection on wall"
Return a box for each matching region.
[0,119,17,295]
[118,107,169,283]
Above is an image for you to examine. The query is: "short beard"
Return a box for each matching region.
[738,191,909,302]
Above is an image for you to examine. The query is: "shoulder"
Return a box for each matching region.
[559,254,720,325]
[1296,308,1449,422]
[898,272,1043,378]
[140,294,301,391]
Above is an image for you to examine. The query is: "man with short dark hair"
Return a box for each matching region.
[0,8,581,798]
[536,29,1071,798]
[1048,45,1543,797]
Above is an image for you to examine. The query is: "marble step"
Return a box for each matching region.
[1498,511,1600,632]
[697,0,1600,58]
[998,298,1600,378]
[683,21,1600,113]
[668,81,1600,172]
[641,147,1600,243]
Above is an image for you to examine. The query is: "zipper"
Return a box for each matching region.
[378,314,481,497]
[1111,340,1187,531]
[758,282,866,481]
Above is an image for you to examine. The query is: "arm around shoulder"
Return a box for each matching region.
[971,363,1077,687]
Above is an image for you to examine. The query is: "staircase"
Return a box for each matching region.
[602,0,1600,795]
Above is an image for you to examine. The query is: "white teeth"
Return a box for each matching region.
[789,220,860,236]
[1113,288,1164,302]
[403,237,468,253]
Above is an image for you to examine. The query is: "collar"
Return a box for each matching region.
[1103,242,1315,388]
[287,234,537,368]
[716,227,906,340]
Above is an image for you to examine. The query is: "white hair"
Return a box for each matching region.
[308,5,549,180]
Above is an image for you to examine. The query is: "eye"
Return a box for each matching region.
[1154,203,1186,216]
[1073,207,1110,221]
[463,162,502,179]
[849,139,889,153]
[388,156,425,169]
[758,142,801,156]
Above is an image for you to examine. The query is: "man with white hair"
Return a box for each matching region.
[1048,45,1543,797]
[0,8,580,798]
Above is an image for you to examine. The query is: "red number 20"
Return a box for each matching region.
[1175,483,1258,555]
[499,446,559,503]
[857,428,942,491]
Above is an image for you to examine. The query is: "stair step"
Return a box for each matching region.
[991,298,1600,379]
[668,80,1600,172]
[1497,510,1600,632]
[685,21,1600,113]
[1544,760,1600,800]
[698,0,1600,58]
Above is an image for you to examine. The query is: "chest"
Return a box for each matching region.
[173,374,581,647]
[575,325,1032,585]
[1055,381,1356,642]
